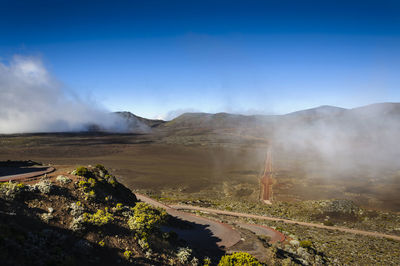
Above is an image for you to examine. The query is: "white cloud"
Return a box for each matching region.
[0,55,129,133]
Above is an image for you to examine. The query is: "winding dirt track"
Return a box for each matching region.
[0,167,55,182]
[7,169,398,246]
[0,168,283,248]
[136,194,287,247]
[171,204,400,241]
[136,194,242,248]
[236,223,285,242]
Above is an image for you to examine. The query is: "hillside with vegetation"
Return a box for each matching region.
[0,165,200,265]
[0,164,272,265]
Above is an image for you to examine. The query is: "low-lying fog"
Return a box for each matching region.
[0,56,137,134]
[1,55,399,181]
[270,103,400,178]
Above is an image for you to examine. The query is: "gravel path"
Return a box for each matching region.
[136,194,286,248]
[0,167,55,182]
[171,204,400,241]
[136,194,242,248]
[236,223,285,243]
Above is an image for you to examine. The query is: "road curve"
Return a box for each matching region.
[136,194,242,248]
[171,204,400,241]
[236,223,285,243]
[0,167,55,182]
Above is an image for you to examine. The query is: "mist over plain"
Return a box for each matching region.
[1,55,400,182]
[269,104,400,180]
[0,56,136,134]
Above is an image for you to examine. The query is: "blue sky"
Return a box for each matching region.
[1,0,400,119]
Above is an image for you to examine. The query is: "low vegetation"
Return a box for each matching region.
[0,164,240,265]
[128,202,167,237]
[158,194,400,236]
[2,162,399,265]
[218,252,261,266]
[192,208,400,265]
[83,209,114,226]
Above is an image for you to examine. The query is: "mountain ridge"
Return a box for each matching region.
[159,102,400,130]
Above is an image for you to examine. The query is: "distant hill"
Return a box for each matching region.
[114,111,165,129]
[84,112,165,133]
[93,103,400,135]
[349,102,400,118]
[162,102,400,130]
[162,112,275,130]
[284,105,347,119]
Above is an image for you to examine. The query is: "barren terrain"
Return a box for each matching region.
[1,129,399,212]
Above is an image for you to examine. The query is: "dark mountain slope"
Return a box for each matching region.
[115,112,165,128]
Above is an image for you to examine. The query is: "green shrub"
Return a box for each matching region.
[32,179,53,194]
[83,209,114,226]
[87,178,96,188]
[177,247,192,264]
[299,240,312,248]
[123,250,133,260]
[218,252,261,266]
[84,190,96,200]
[323,220,334,226]
[56,175,72,185]
[75,166,91,178]
[203,257,212,266]
[113,203,124,213]
[78,180,90,190]
[128,202,167,238]
[105,175,117,186]
[69,202,85,217]
[95,164,107,172]
[0,181,26,200]
[69,216,85,232]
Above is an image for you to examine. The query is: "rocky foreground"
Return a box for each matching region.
[0,165,270,265]
[1,164,399,265]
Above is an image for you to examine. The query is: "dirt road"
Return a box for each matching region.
[171,204,400,241]
[260,151,273,202]
[0,167,55,182]
[236,223,285,242]
[136,194,242,249]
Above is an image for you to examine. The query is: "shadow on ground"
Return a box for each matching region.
[162,215,225,260]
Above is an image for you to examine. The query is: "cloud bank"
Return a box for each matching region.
[270,104,400,177]
[0,56,130,134]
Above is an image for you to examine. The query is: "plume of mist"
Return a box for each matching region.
[177,103,400,179]
[270,104,400,178]
[160,108,200,121]
[0,56,144,134]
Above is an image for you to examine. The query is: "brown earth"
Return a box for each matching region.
[0,166,55,181]
[0,164,286,264]
[1,132,400,212]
